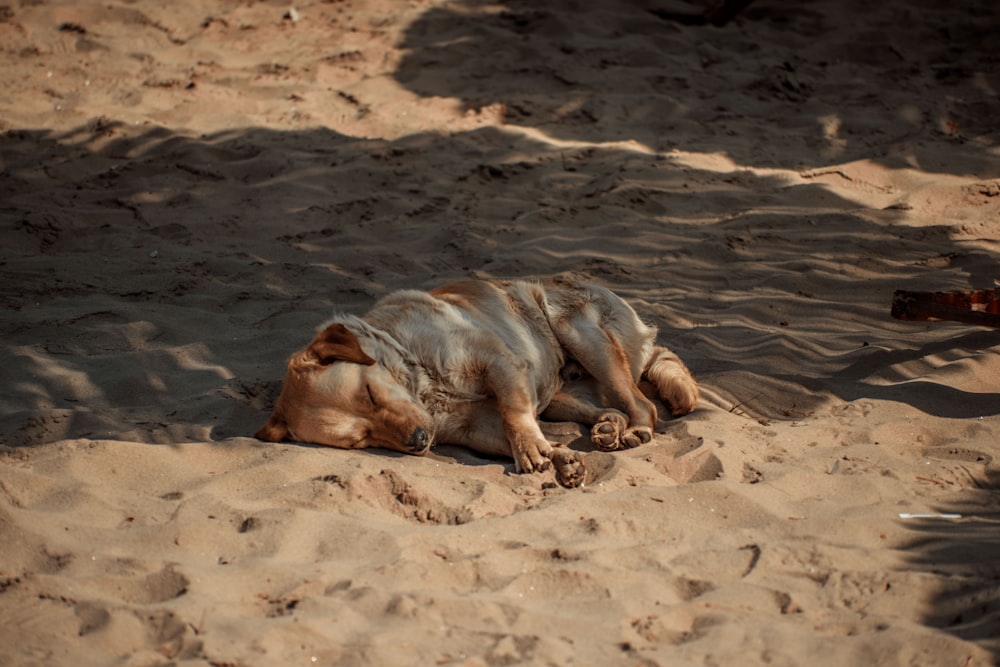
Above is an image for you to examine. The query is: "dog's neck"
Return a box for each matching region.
[347,320,424,393]
[377,341,473,414]
[364,319,487,411]
[338,316,487,419]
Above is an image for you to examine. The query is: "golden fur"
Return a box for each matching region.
[255,278,699,486]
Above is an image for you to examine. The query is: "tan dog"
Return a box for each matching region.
[255,278,699,486]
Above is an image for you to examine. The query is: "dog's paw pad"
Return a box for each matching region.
[621,426,653,449]
[592,422,620,451]
[591,412,627,451]
[550,449,586,488]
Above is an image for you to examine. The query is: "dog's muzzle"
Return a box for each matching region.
[405,427,430,453]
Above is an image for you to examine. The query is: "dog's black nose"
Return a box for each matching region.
[406,428,429,452]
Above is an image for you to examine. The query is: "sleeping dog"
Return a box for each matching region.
[256,278,699,487]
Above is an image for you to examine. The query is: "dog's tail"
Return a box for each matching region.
[643,345,699,416]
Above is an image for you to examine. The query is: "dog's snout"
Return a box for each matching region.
[406,427,429,452]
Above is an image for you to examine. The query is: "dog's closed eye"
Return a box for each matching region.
[365,384,377,407]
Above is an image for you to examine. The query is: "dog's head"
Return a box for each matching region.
[255,322,434,455]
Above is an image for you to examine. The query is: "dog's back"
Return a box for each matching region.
[395,280,568,415]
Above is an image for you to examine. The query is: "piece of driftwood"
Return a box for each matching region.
[891,288,1000,328]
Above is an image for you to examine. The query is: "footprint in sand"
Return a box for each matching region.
[921,446,993,465]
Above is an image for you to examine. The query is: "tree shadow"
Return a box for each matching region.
[3,0,996,449]
[897,464,1000,656]
[395,0,1000,176]
[2,121,996,446]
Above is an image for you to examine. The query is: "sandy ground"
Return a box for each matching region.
[2,0,999,665]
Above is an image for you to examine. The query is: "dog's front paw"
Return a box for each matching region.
[512,436,553,474]
[550,447,586,488]
[591,411,628,451]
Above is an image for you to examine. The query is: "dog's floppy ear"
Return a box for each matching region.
[308,323,376,366]
[255,413,290,442]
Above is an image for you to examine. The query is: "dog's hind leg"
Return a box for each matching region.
[543,382,629,452]
[543,384,613,424]
[644,345,699,416]
[550,316,659,450]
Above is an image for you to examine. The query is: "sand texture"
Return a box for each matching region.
[2,0,999,665]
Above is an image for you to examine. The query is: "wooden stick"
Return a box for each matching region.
[891,288,1000,328]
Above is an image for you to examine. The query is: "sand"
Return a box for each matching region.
[1,0,999,665]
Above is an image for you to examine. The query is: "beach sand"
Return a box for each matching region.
[1,0,999,664]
